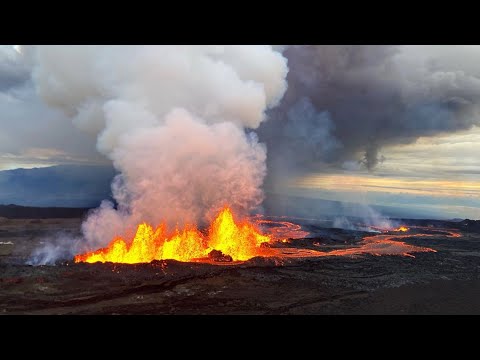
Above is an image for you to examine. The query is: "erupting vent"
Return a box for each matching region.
[75,207,271,264]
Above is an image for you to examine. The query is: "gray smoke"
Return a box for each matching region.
[28,232,83,265]
[259,45,480,173]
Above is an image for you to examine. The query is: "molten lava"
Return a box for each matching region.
[75,209,455,266]
[252,214,310,241]
[74,207,271,264]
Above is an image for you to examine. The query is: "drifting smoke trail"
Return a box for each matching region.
[260,45,480,173]
[26,45,288,254]
[332,204,395,232]
[257,45,480,225]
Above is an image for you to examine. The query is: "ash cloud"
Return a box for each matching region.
[26,46,288,250]
[284,97,341,163]
[259,45,480,174]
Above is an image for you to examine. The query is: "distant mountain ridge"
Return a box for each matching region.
[0,165,116,208]
[0,204,90,219]
[262,192,453,220]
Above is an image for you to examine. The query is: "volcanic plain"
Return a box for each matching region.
[1,208,480,315]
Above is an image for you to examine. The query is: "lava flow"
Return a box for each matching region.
[252,214,310,241]
[75,209,457,265]
[74,207,272,264]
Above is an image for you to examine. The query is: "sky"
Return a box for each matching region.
[0,45,479,220]
[282,126,480,219]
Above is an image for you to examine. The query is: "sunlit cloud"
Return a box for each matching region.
[0,147,109,171]
[291,174,480,198]
[284,126,480,219]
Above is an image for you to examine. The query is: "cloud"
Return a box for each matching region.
[376,125,480,178]
[0,46,107,170]
[259,45,480,176]
[0,45,30,91]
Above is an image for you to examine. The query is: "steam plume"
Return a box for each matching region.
[27,45,288,250]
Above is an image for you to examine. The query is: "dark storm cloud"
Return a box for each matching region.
[0,46,30,91]
[259,45,480,173]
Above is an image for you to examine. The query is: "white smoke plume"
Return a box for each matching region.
[28,232,84,265]
[333,204,395,232]
[26,45,288,250]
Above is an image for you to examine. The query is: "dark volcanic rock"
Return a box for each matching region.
[458,219,480,233]
[2,216,480,314]
[208,250,233,262]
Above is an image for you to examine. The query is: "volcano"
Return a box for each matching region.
[1,207,478,314]
[74,207,272,264]
[2,45,480,316]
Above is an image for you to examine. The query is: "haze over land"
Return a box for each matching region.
[0,165,114,207]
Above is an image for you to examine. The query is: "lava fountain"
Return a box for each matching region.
[74,211,442,265]
[75,207,272,264]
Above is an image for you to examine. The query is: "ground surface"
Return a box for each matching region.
[1,216,480,314]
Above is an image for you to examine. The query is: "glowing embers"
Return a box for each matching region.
[75,207,271,264]
[394,226,409,232]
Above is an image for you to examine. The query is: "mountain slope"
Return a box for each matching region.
[0,165,116,207]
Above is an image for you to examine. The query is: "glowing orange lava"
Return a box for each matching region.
[74,207,271,264]
[252,214,310,241]
[75,209,458,265]
[272,225,463,259]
